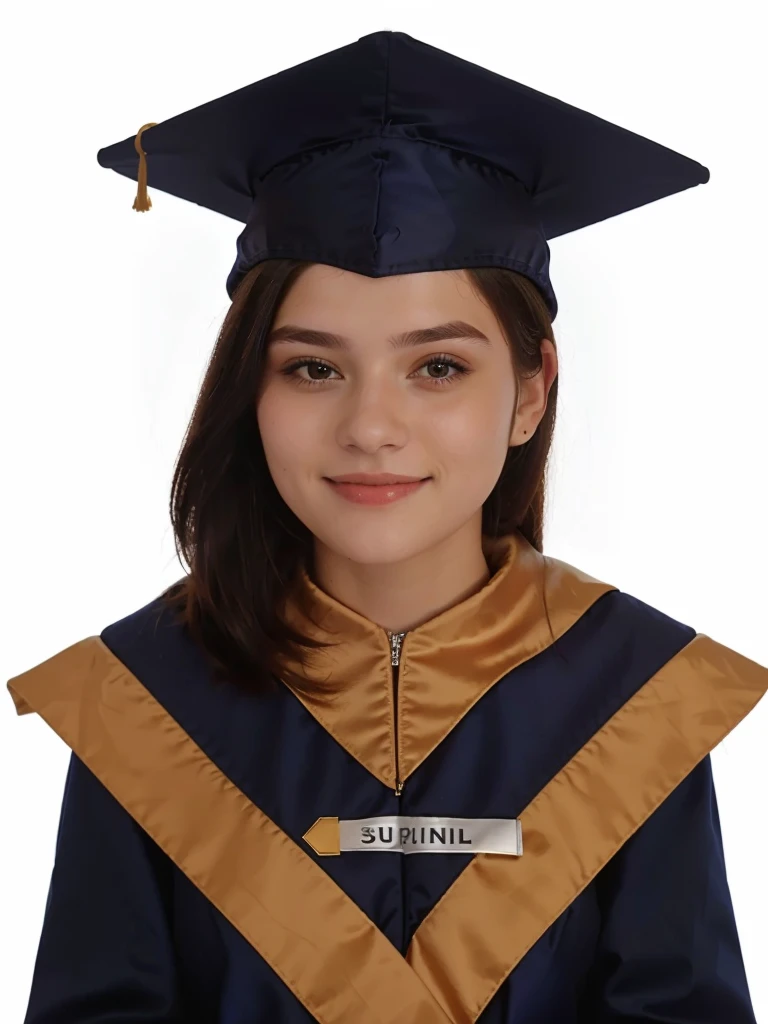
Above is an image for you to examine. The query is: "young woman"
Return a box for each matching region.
[7,29,767,1024]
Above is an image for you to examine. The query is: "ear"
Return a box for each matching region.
[509,339,558,446]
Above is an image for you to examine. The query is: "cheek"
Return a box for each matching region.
[425,391,512,463]
[256,387,319,475]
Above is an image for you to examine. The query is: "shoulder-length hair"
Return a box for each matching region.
[159,259,558,694]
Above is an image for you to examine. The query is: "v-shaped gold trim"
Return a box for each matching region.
[405,632,768,1021]
[7,636,453,1024]
[277,531,617,790]
[8,623,767,1023]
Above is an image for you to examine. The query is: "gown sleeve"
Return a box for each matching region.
[579,753,757,1023]
[22,750,185,1023]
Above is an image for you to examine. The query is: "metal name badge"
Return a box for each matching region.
[303,815,523,857]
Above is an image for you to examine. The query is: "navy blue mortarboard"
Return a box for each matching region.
[96,30,709,321]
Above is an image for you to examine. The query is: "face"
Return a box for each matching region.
[256,264,550,567]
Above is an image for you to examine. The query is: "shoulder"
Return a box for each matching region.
[541,548,696,659]
[540,550,768,735]
[6,588,198,721]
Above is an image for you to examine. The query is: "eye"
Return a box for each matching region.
[279,354,471,389]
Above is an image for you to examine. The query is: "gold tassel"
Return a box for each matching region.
[132,122,159,212]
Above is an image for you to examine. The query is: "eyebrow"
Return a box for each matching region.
[267,319,491,350]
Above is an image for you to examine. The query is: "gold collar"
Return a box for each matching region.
[276,530,616,793]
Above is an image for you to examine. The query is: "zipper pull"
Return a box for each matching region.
[387,630,405,666]
[394,779,404,796]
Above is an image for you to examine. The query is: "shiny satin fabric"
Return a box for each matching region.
[96,31,710,322]
[7,532,767,1022]
[407,632,765,1021]
[275,531,616,790]
[10,634,452,1024]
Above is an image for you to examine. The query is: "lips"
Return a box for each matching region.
[327,475,428,485]
[325,477,430,506]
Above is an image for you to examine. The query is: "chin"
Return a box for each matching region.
[311,522,433,568]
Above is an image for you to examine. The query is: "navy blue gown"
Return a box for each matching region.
[8,531,766,1023]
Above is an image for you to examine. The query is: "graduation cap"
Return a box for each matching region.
[96,30,709,321]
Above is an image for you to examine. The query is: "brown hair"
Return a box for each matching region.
[159,259,558,694]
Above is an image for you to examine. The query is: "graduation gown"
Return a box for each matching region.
[8,530,767,1024]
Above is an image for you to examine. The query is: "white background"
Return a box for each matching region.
[2,1,766,1019]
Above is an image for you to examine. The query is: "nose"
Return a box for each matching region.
[333,377,412,453]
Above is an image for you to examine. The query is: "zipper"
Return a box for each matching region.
[386,630,407,796]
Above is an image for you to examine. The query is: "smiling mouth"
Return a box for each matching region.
[324,478,431,506]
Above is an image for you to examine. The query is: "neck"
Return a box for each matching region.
[309,521,495,634]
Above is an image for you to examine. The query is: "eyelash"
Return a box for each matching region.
[279,353,471,389]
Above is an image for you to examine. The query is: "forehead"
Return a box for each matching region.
[273,264,497,336]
